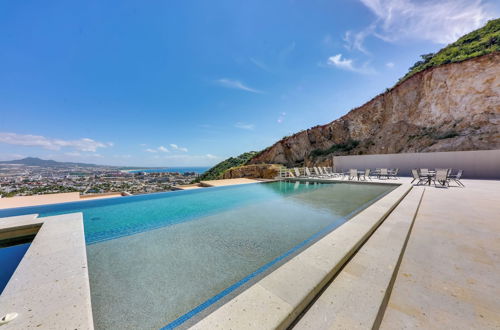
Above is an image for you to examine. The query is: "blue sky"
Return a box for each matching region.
[0,0,498,166]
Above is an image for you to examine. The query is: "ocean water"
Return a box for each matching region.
[128,167,210,174]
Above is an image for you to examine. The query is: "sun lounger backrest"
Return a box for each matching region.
[381,168,388,175]
[350,169,357,177]
[435,168,448,181]
[411,169,419,179]
[305,167,312,177]
[294,168,301,177]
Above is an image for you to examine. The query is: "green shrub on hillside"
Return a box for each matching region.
[400,18,500,83]
[310,140,359,158]
[194,151,258,182]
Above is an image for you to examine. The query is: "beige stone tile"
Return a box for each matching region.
[259,257,328,310]
[191,284,292,330]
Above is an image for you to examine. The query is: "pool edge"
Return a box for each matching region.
[0,213,94,329]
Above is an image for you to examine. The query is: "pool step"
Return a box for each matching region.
[291,187,425,329]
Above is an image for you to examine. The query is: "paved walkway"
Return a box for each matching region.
[381,179,500,329]
[0,192,123,209]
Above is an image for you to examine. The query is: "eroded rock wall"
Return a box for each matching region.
[222,164,282,179]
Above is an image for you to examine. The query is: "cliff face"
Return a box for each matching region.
[249,53,500,167]
[222,164,281,179]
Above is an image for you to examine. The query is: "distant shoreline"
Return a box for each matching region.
[123,167,210,174]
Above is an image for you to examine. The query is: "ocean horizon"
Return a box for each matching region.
[128,167,210,174]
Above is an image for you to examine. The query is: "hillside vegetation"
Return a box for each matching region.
[401,18,499,82]
[195,151,258,181]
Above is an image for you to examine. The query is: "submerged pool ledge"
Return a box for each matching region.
[189,182,412,330]
[0,213,93,329]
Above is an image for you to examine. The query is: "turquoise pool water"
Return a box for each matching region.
[0,181,396,329]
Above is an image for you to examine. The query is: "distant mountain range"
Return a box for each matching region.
[0,157,105,168]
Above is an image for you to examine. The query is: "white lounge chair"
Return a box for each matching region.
[360,169,371,180]
[434,168,450,187]
[378,168,389,179]
[389,168,399,179]
[313,167,325,178]
[449,170,465,187]
[348,169,358,180]
[411,169,425,185]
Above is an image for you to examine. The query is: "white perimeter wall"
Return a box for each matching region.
[333,149,500,179]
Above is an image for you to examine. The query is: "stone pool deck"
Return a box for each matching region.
[298,178,500,329]
[0,192,123,209]
[0,213,93,329]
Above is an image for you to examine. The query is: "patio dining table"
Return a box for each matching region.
[421,170,436,185]
[349,170,367,180]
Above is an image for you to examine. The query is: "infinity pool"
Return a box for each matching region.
[0,181,396,329]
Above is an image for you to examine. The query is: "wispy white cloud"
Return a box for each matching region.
[169,144,188,152]
[328,54,354,70]
[343,25,375,54]
[158,146,169,153]
[145,145,172,153]
[214,78,263,93]
[277,112,286,124]
[0,132,112,152]
[0,153,25,161]
[249,58,271,72]
[386,62,395,68]
[234,122,255,130]
[326,54,375,74]
[345,0,495,52]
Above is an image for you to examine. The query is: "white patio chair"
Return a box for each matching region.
[449,170,465,187]
[434,168,449,187]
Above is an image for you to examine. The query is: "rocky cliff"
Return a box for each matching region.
[249,52,500,167]
[222,164,281,179]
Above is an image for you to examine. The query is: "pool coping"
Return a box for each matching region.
[188,182,412,329]
[0,213,93,329]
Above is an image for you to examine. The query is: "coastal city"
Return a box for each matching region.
[0,158,201,197]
